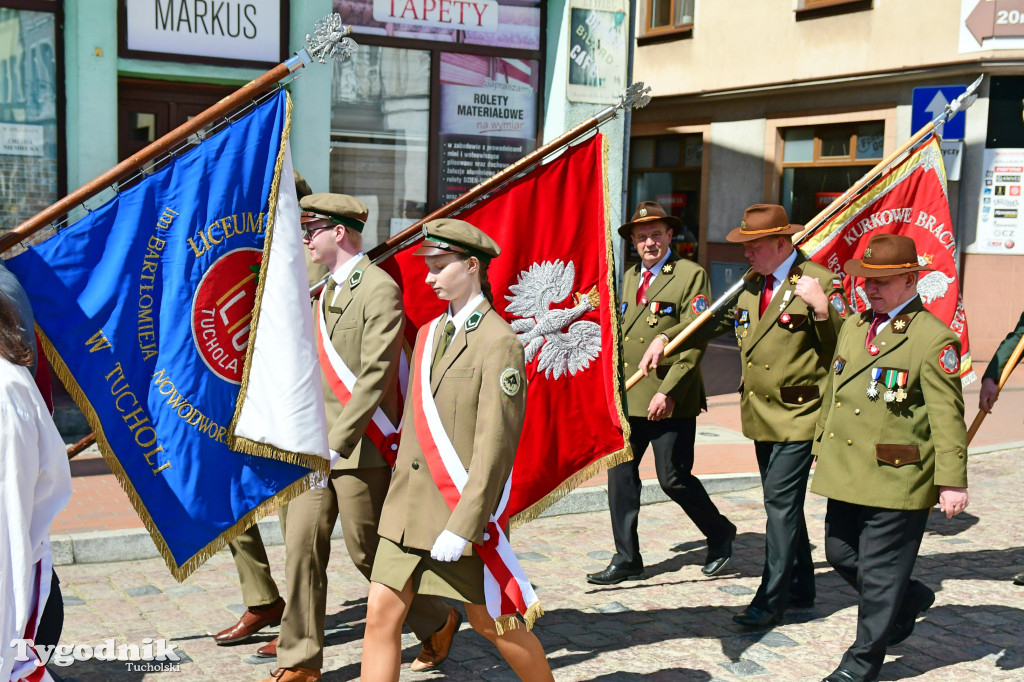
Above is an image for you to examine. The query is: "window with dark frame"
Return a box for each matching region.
[798,0,871,12]
[644,0,694,36]
[779,122,884,224]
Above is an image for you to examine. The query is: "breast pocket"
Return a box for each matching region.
[777,314,809,332]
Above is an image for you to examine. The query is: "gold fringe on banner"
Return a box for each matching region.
[509,135,634,529]
[226,92,331,475]
[35,92,325,581]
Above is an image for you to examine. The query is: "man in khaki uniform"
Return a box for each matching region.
[264,195,456,682]
[811,233,969,682]
[665,204,847,628]
[587,201,736,586]
[214,171,317,649]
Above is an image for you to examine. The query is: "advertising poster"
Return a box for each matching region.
[335,0,541,50]
[567,0,628,104]
[971,148,1024,254]
[437,53,538,204]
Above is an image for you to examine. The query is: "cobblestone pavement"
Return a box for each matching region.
[54,450,1023,681]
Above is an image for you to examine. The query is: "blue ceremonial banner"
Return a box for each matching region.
[5,90,329,579]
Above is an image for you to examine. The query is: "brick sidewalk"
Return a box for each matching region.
[52,449,1024,681]
[53,359,1024,536]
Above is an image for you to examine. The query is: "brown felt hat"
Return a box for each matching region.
[413,218,501,261]
[844,233,932,278]
[299,193,368,232]
[726,204,803,243]
[618,201,682,240]
[293,169,312,199]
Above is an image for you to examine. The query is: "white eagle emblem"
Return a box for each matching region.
[505,260,602,379]
[915,256,955,305]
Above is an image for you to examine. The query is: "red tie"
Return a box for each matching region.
[758,275,775,317]
[865,312,890,347]
[637,270,653,306]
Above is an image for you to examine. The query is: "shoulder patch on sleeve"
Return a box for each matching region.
[690,294,709,314]
[939,344,960,374]
[500,367,522,396]
[829,292,846,316]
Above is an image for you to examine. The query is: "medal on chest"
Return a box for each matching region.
[867,367,882,400]
[779,289,792,313]
[734,309,750,346]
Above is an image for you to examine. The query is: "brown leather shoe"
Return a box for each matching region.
[255,636,278,657]
[213,597,285,645]
[410,607,462,672]
[258,668,320,682]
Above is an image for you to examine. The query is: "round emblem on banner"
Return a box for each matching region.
[191,247,263,385]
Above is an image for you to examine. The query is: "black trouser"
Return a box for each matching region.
[607,416,733,569]
[749,440,815,613]
[825,499,930,680]
[35,569,64,648]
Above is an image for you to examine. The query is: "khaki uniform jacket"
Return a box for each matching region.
[692,253,846,442]
[378,300,527,556]
[620,255,709,418]
[319,256,403,470]
[810,297,969,510]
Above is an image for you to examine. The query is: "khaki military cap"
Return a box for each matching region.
[293,169,312,199]
[299,193,368,232]
[413,218,501,260]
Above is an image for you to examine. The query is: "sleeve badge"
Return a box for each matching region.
[939,345,960,374]
[829,292,846,316]
[500,367,523,397]
[690,294,709,314]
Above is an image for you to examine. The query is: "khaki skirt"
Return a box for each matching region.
[372,536,486,604]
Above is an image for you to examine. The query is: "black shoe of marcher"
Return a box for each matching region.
[732,605,781,629]
[887,586,936,646]
[822,668,866,682]
[586,563,646,585]
[1013,573,1024,586]
[702,523,736,576]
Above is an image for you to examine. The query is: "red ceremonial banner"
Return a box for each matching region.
[798,135,975,384]
[384,134,629,524]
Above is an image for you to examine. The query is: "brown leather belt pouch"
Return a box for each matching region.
[780,385,819,404]
[875,444,921,467]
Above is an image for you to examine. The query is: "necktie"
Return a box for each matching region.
[432,320,457,373]
[758,274,776,317]
[636,270,653,306]
[865,312,890,347]
[325,277,338,310]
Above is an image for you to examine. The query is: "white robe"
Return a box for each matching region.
[0,358,71,682]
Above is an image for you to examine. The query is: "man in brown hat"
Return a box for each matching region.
[263,193,457,682]
[653,204,847,628]
[810,233,968,682]
[587,201,736,586]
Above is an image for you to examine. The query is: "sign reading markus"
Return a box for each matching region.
[372,0,498,31]
[124,0,283,64]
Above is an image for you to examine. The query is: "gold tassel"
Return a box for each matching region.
[494,614,520,637]
[509,136,634,529]
[523,602,545,631]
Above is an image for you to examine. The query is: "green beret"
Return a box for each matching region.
[413,218,501,261]
[299,193,368,232]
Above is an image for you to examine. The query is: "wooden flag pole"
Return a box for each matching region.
[624,273,752,392]
[966,334,1024,445]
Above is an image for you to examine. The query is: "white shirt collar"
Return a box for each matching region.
[330,252,364,287]
[443,292,487,343]
[769,249,799,287]
[638,250,673,286]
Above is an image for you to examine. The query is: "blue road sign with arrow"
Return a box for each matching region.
[912,86,967,140]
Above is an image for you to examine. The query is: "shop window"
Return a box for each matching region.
[796,0,872,17]
[780,122,883,224]
[330,46,431,252]
[0,5,61,232]
[627,134,702,263]
[644,0,694,36]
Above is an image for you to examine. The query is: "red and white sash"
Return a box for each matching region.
[411,316,542,633]
[13,554,55,682]
[316,288,406,467]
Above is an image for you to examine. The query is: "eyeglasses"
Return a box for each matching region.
[301,225,333,241]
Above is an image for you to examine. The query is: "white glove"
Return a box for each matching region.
[430,529,468,562]
[313,449,342,490]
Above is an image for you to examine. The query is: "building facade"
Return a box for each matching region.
[5,0,628,256]
[631,0,1024,358]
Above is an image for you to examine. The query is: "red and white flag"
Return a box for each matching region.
[797,134,976,385]
[385,133,629,524]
